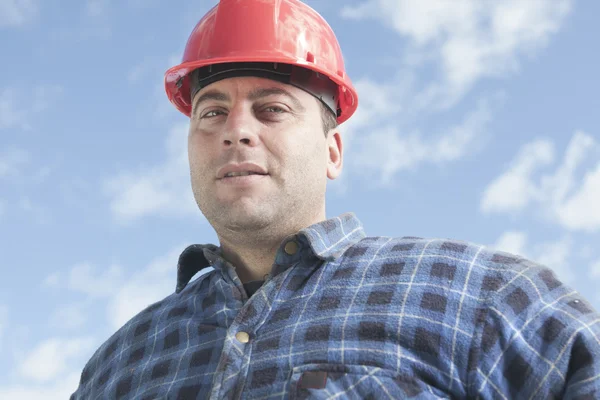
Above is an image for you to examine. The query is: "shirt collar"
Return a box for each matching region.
[298,212,365,260]
[175,212,365,293]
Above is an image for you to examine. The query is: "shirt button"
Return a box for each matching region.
[235,331,250,343]
[284,241,299,255]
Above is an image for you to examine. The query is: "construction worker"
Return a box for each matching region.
[71,0,600,398]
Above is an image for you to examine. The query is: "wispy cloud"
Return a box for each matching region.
[481,139,555,213]
[44,245,187,330]
[0,85,63,131]
[589,258,600,279]
[17,337,96,383]
[0,334,94,399]
[48,302,89,331]
[335,0,569,188]
[0,371,81,400]
[342,0,572,107]
[104,123,198,222]
[349,95,492,185]
[106,246,185,329]
[86,0,109,17]
[45,262,124,298]
[73,0,112,39]
[492,231,574,283]
[554,162,600,232]
[492,230,528,256]
[0,0,38,28]
[32,246,189,394]
[127,62,147,84]
[481,131,600,232]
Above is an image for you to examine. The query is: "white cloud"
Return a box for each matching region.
[493,231,527,256]
[44,246,186,331]
[0,86,63,131]
[351,98,491,184]
[128,62,146,84]
[67,263,124,298]
[18,196,51,223]
[482,131,600,232]
[43,271,60,288]
[533,236,574,284]
[341,0,572,105]
[541,131,596,207]
[44,263,124,297]
[590,259,600,280]
[0,371,81,400]
[492,231,573,283]
[0,0,38,28]
[104,123,198,222]
[554,163,600,231]
[17,337,95,383]
[481,139,554,213]
[48,303,89,331]
[107,246,183,329]
[86,0,109,17]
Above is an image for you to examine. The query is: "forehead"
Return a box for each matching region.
[191,76,316,108]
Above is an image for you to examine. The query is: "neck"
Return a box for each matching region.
[218,239,280,283]
[215,210,326,283]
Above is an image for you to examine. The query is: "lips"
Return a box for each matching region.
[223,171,267,178]
[217,163,269,180]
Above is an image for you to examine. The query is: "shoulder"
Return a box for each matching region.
[344,234,550,273]
[340,235,579,307]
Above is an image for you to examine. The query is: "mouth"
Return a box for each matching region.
[221,171,268,178]
[218,172,269,186]
[217,163,269,180]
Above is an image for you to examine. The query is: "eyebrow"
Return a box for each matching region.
[192,86,306,113]
[192,90,230,111]
[247,87,306,112]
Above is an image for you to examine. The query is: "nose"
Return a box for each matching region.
[222,106,259,148]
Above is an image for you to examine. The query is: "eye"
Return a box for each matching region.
[201,109,226,119]
[263,106,286,113]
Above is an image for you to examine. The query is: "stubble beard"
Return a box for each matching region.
[194,181,322,247]
[193,178,288,245]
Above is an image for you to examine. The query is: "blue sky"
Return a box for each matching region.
[1,0,600,397]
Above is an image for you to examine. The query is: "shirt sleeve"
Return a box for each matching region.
[468,265,600,399]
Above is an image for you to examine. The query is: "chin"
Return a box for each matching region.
[216,203,273,228]
[224,214,273,232]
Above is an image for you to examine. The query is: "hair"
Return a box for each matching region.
[320,101,338,137]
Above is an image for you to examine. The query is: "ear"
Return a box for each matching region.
[326,129,343,180]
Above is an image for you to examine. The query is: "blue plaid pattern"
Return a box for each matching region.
[71,213,600,399]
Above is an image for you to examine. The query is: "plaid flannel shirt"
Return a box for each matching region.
[71,213,600,399]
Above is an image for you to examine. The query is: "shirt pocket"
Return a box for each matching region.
[289,363,449,400]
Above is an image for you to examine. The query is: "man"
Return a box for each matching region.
[72,0,600,399]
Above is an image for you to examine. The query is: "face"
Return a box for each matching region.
[188,76,343,237]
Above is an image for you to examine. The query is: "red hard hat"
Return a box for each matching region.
[164,0,358,124]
